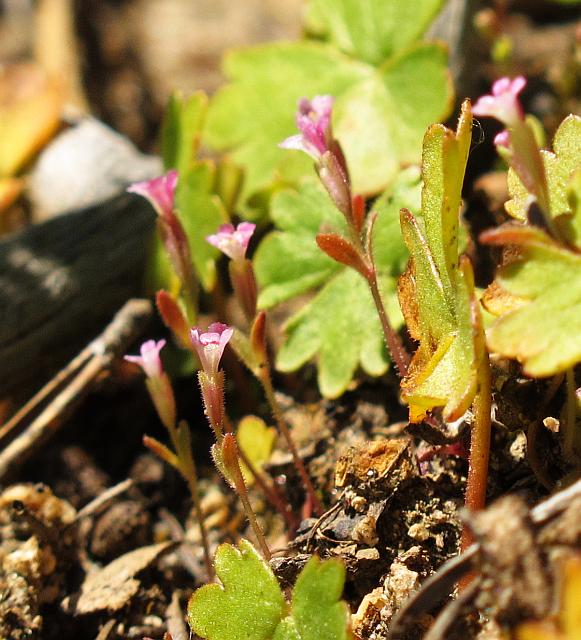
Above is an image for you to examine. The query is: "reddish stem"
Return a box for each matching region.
[366,269,410,378]
[259,367,323,517]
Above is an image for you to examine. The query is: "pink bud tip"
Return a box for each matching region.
[124,339,166,379]
[279,95,334,160]
[190,322,234,375]
[493,129,511,148]
[127,170,179,221]
[472,76,526,128]
[206,222,256,261]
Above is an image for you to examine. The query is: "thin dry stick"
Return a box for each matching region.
[73,479,134,523]
[389,478,581,638]
[0,299,153,481]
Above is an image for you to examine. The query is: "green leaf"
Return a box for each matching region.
[255,180,347,309]
[152,94,228,292]
[277,269,398,398]
[481,114,581,377]
[204,41,451,199]
[482,225,581,377]
[335,43,452,194]
[204,42,368,200]
[273,557,350,640]
[506,115,581,236]
[149,161,227,293]
[255,177,415,398]
[187,540,286,640]
[176,162,227,290]
[305,0,444,64]
[398,101,480,421]
[161,91,208,173]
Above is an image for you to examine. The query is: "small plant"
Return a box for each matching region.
[124,336,213,579]
[122,0,580,634]
[397,100,492,533]
[187,539,351,640]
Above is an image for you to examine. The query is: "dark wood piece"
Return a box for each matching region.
[0,194,155,395]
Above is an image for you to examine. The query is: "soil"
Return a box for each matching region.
[0,1,579,640]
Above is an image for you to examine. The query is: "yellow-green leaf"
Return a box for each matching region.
[398,100,479,421]
[237,415,276,485]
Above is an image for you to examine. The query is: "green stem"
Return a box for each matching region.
[181,455,214,580]
[259,367,323,516]
[175,422,214,581]
[223,434,271,559]
[223,415,296,530]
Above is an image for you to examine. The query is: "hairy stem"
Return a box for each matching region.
[461,355,492,552]
[222,434,271,559]
[259,367,323,516]
[366,269,410,378]
[223,415,296,530]
[182,459,214,580]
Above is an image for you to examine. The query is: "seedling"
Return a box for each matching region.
[396,101,492,543]
[124,339,213,579]
[207,224,323,516]
[278,95,411,387]
[480,112,581,461]
[187,539,351,640]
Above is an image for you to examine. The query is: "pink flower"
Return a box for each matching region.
[125,339,166,379]
[206,222,256,261]
[127,170,178,222]
[493,129,511,148]
[279,95,334,160]
[473,76,526,128]
[190,323,234,375]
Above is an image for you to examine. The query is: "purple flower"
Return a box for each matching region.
[206,222,256,262]
[473,76,526,128]
[191,323,234,375]
[125,339,166,379]
[127,170,178,222]
[279,95,334,160]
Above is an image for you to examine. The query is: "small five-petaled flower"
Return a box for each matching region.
[206,222,256,262]
[190,323,234,376]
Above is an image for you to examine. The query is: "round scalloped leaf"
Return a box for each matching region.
[273,556,350,640]
[187,540,286,640]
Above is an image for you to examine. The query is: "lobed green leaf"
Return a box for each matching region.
[204,37,451,200]
[305,0,444,64]
[273,557,350,640]
[505,114,581,241]
[255,176,416,398]
[482,226,581,377]
[187,540,286,640]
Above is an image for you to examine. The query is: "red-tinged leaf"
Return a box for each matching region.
[480,223,581,376]
[352,193,366,233]
[316,233,370,277]
[480,224,560,249]
[156,290,191,349]
[143,435,179,470]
